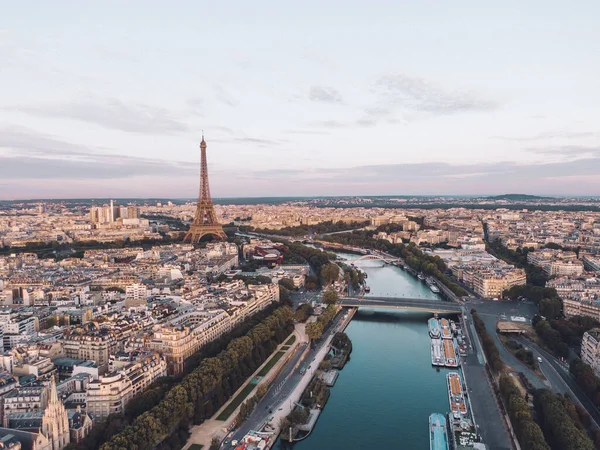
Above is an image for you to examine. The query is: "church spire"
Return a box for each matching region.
[49,374,59,405]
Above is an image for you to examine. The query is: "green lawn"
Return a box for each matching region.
[284,334,297,346]
[216,383,257,421]
[189,445,203,450]
[281,345,290,350]
[257,351,286,377]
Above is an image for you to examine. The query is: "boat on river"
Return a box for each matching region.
[447,372,468,418]
[431,339,446,366]
[428,318,441,339]
[429,413,449,450]
[418,273,426,281]
[430,285,440,294]
[443,340,458,368]
[440,318,452,340]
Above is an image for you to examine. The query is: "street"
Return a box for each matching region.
[227,311,345,446]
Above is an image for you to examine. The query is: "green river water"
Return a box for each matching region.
[276,254,453,450]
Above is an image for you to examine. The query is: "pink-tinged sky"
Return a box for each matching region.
[1,1,600,200]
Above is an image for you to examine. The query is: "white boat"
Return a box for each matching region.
[428,318,441,339]
[430,285,440,294]
[431,339,446,366]
[447,372,468,418]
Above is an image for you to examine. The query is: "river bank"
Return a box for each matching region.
[269,252,452,449]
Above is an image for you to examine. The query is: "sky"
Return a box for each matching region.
[1,1,600,199]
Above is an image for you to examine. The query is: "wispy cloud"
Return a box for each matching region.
[5,98,190,134]
[494,131,598,141]
[372,73,499,115]
[0,126,194,180]
[310,120,346,129]
[526,145,600,158]
[243,158,600,190]
[308,85,343,104]
[232,137,282,146]
[213,85,239,107]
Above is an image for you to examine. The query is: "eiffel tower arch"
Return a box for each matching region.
[183,136,227,244]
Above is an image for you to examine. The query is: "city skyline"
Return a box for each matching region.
[2,1,600,199]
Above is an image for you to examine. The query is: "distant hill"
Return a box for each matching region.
[485,194,553,201]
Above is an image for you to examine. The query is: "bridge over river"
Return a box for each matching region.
[339,296,463,313]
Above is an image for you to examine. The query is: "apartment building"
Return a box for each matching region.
[61,332,120,368]
[457,264,526,298]
[2,386,47,426]
[125,283,148,307]
[85,371,132,420]
[527,249,584,276]
[563,298,600,321]
[86,353,166,420]
[150,310,231,375]
[582,329,600,377]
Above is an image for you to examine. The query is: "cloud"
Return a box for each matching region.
[283,129,330,135]
[0,126,194,180]
[6,98,189,134]
[526,145,600,158]
[372,73,499,115]
[0,126,91,156]
[243,158,600,191]
[310,120,346,129]
[355,118,376,128]
[494,131,597,141]
[308,86,343,104]
[232,137,282,146]
[213,85,239,107]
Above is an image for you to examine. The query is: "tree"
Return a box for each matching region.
[321,263,340,285]
[305,275,319,290]
[209,436,221,450]
[319,360,332,371]
[294,304,313,322]
[539,297,562,319]
[322,289,339,305]
[306,322,323,341]
[278,278,296,291]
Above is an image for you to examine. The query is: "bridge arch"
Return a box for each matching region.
[344,254,400,264]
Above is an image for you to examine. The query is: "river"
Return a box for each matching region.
[275,252,453,450]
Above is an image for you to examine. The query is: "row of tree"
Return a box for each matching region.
[533,318,570,359]
[254,220,369,237]
[305,305,338,342]
[570,359,600,409]
[69,302,288,450]
[534,389,595,450]
[486,240,549,287]
[98,306,294,450]
[471,310,504,373]
[339,262,365,291]
[503,284,563,319]
[320,231,467,296]
[498,375,549,450]
[533,315,600,360]
[235,383,269,425]
[282,241,338,287]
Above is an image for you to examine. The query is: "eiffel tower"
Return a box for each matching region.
[183,135,227,243]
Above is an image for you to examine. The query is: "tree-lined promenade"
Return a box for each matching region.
[95,305,294,450]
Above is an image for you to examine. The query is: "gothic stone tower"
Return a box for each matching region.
[183,136,227,243]
[42,376,70,450]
